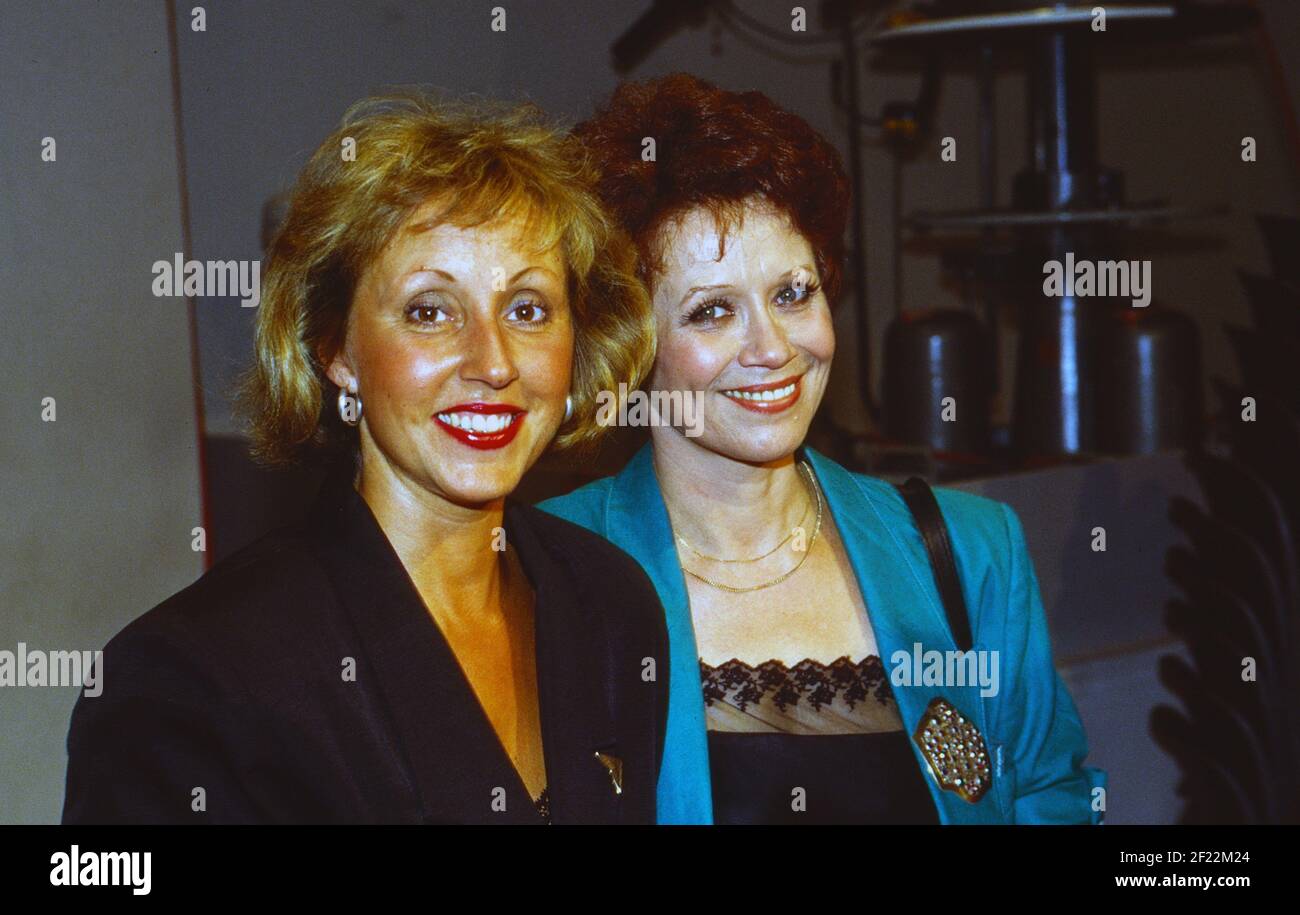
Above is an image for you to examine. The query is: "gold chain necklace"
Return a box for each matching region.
[676,475,811,564]
[678,462,823,594]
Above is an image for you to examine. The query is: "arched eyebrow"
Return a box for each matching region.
[675,266,816,309]
[677,283,732,308]
[408,265,563,285]
[777,265,818,288]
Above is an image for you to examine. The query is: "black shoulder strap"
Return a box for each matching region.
[894,477,974,653]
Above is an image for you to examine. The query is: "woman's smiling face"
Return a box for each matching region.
[328,197,574,506]
[648,197,835,464]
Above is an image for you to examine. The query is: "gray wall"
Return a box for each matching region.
[1,2,203,823]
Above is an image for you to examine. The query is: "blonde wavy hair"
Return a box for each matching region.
[238,88,654,465]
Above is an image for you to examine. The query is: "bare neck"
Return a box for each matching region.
[650,426,807,558]
[356,445,512,628]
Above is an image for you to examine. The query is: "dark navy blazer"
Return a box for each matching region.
[63,467,669,824]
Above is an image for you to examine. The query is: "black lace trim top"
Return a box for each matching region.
[701,655,902,735]
[700,655,940,824]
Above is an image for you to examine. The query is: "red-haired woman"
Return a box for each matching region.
[542,74,1104,825]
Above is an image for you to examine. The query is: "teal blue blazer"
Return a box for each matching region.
[539,443,1106,824]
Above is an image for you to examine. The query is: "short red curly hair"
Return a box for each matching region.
[573,73,851,303]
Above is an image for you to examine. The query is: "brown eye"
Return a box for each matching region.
[506,298,548,325]
[405,300,451,325]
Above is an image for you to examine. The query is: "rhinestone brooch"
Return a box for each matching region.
[912,696,992,803]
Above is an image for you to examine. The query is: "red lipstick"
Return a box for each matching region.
[433,402,527,450]
[719,374,803,414]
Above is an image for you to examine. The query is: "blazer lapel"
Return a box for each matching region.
[802,448,1003,824]
[606,444,714,825]
[599,445,1004,824]
[306,469,540,824]
[505,502,625,824]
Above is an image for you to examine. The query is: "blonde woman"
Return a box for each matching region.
[62,91,664,824]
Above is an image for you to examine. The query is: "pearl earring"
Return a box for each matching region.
[338,383,362,426]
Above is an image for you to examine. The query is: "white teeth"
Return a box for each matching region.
[722,382,797,402]
[437,411,518,434]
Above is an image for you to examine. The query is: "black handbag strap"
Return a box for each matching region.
[894,477,974,653]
